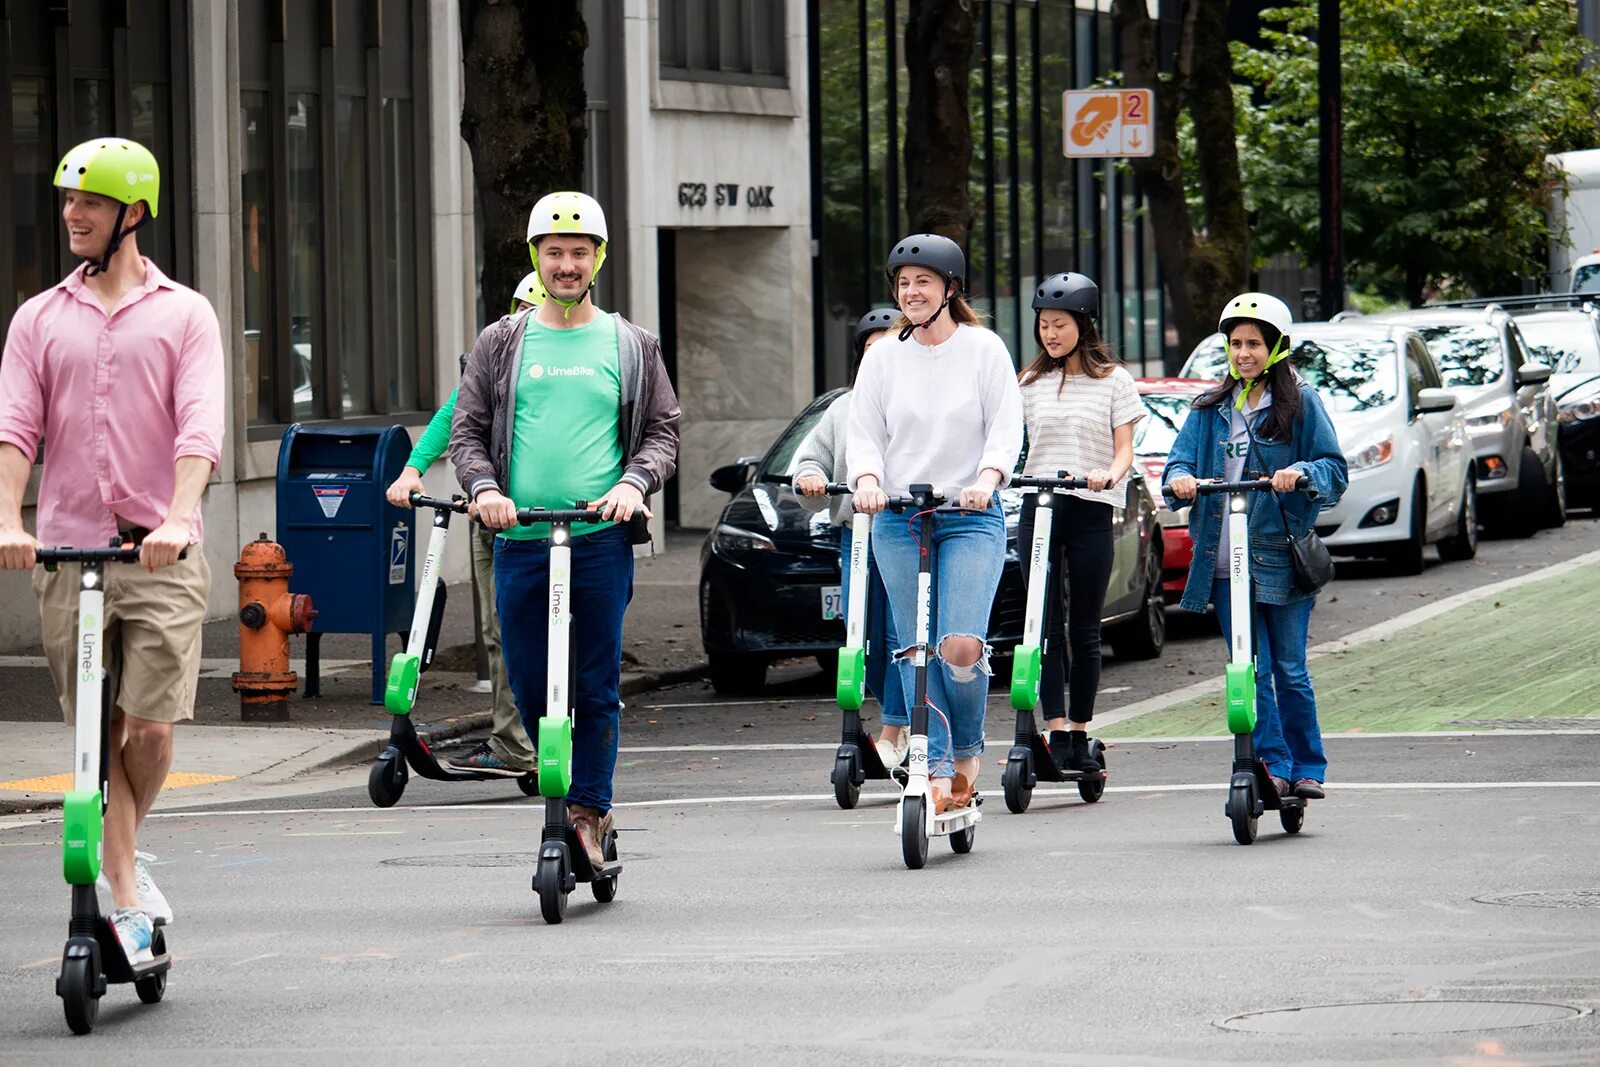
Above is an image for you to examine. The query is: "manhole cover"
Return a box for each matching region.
[1446,718,1600,730]
[1219,1000,1583,1036]
[1475,889,1600,909]
[382,851,651,868]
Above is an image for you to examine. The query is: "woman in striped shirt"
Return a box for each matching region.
[1016,272,1146,773]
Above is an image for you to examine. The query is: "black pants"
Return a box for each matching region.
[1016,494,1115,724]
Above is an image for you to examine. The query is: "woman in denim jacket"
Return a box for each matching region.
[1163,293,1348,799]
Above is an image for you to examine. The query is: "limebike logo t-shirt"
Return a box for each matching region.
[503,314,624,541]
[1214,386,1271,579]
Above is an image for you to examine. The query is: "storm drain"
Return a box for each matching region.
[1445,718,1600,730]
[1474,889,1600,909]
[1219,1000,1584,1036]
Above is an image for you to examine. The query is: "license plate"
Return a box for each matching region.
[821,585,843,621]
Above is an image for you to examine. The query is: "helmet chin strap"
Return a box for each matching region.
[85,204,148,277]
[1230,335,1288,410]
[896,282,954,342]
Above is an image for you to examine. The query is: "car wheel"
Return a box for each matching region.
[1544,447,1567,529]
[1436,475,1478,562]
[1110,544,1165,661]
[1510,447,1548,538]
[708,653,767,695]
[1388,477,1426,576]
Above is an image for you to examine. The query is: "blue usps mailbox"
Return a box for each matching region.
[276,424,416,703]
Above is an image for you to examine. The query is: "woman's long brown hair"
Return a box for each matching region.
[1019,311,1119,393]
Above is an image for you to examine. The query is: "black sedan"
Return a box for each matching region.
[699,389,1167,693]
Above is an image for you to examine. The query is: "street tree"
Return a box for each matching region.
[903,0,978,246]
[1237,0,1600,306]
[1110,0,1251,354]
[459,2,588,313]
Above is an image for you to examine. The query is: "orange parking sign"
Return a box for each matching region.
[1063,89,1154,159]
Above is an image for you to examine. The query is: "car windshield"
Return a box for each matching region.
[1516,318,1600,376]
[759,395,837,479]
[1135,394,1195,455]
[1574,263,1600,294]
[1413,324,1505,388]
[1181,335,1398,411]
[1292,339,1398,412]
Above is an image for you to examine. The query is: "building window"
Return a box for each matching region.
[660,0,787,86]
[2,2,191,344]
[239,0,431,429]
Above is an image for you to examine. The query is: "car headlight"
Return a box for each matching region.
[1346,434,1394,472]
[1558,385,1600,424]
[711,523,776,556]
[1465,408,1513,431]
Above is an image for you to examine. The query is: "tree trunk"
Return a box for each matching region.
[1111,0,1249,360]
[459,2,588,318]
[903,0,977,248]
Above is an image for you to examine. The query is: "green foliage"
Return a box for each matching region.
[1237,0,1600,304]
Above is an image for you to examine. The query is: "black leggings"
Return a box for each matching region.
[1016,494,1115,724]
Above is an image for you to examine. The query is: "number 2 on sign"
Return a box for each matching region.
[1124,94,1144,123]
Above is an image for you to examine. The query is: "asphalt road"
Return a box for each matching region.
[2,517,1599,1065]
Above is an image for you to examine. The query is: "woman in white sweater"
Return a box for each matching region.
[1017,272,1145,771]
[848,234,1024,813]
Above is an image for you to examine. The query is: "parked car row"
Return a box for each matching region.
[698,389,1167,694]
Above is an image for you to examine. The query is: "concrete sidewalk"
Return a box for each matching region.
[0,530,709,813]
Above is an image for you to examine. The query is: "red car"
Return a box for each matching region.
[1135,378,1212,604]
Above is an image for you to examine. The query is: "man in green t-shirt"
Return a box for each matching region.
[450,192,679,871]
[383,271,549,776]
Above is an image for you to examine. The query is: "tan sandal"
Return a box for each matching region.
[930,780,956,813]
[951,773,975,809]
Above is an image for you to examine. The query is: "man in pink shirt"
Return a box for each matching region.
[0,138,224,964]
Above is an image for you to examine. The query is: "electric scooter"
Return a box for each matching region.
[369,492,536,806]
[505,503,648,924]
[820,482,906,809]
[1182,477,1315,845]
[892,484,983,870]
[39,540,174,1035]
[1000,472,1109,813]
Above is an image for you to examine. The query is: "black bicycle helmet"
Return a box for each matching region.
[853,306,900,350]
[1033,272,1100,318]
[885,233,965,290]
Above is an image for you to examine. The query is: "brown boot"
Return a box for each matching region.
[568,803,609,870]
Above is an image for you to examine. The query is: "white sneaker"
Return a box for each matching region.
[97,851,173,925]
[874,736,908,770]
[110,907,154,965]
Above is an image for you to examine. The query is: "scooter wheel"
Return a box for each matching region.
[367,756,405,808]
[135,929,167,1004]
[59,956,100,1035]
[1228,781,1259,846]
[900,796,928,870]
[535,854,569,924]
[591,833,620,903]
[516,774,539,797]
[1078,740,1108,804]
[832,753,861,810]
[1280,804,1305,835]
[949,821,976,854]
[1001,757,1033,814]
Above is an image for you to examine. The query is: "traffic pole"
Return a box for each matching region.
[1319,0,1343,317]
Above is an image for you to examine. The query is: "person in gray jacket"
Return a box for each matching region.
[794,308,905,768]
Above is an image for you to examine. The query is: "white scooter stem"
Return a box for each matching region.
[1226,495,1253,668]
[73,568,105,795]
[546,524,573,723]
[405,512,448,661]
[1021,491,1054,652]
[844,511,871,655]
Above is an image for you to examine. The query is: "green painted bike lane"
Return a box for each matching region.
[1101,561,1600,738]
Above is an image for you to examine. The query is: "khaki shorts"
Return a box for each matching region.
[33,552,211,725]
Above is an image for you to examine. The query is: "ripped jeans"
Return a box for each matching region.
[871,499,1006,780]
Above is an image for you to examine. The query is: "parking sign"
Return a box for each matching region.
[1063,89,1154,159]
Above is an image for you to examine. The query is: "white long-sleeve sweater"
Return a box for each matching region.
[846,323,1024,496]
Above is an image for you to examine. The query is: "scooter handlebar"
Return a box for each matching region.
[409,491,469,513]
[484,507,652,544]
[36,544,185,564]
[1161,475,1315,505]
[1012,472,1091,491]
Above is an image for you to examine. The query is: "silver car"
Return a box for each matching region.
[1358,307,1564,536]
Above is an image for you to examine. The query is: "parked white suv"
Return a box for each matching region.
[1182,322,1477,572]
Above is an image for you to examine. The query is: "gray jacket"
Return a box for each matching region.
[793,391,854,526]
[449,308,681,510]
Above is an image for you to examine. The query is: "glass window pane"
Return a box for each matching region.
[337,96,372,415]
[12,77,55,309]
[131,83,175,273]
[687,0,718,71]
[287,93,323,420]
[660,0,684,69]
[241,92,275,424]
[73,79,112,141]
[382,97,418,411]
[719,0,748,72]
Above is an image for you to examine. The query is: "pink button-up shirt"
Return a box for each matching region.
[0,259,225,547]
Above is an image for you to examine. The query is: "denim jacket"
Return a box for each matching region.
[1161,381,1348,611]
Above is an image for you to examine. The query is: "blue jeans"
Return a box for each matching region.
[839,524,905,726]
[872,501,1005,780]
[1211,579,1327,782]
[494,524,633,812]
